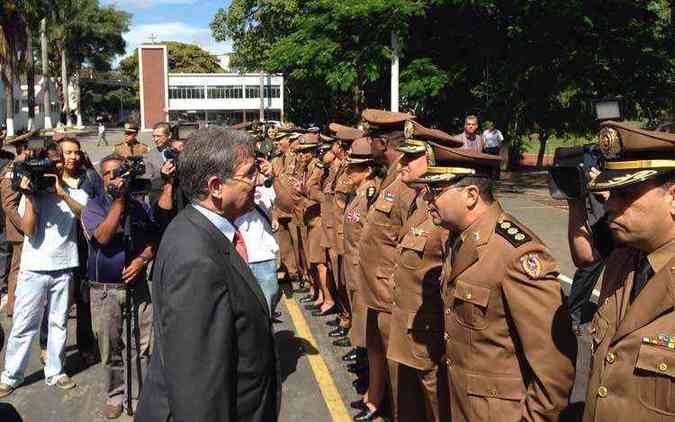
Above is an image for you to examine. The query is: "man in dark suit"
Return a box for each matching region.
[136,126,280,422]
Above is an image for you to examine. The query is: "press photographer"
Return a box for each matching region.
[0,141,89,397]
[153,141,189,233]
[81,153,157,419]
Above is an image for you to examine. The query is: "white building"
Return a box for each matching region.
[139,45,284,130]
[167,73,284,125]
[0,77,61,135]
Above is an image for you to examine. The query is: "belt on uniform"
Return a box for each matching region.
[88,281,126,290]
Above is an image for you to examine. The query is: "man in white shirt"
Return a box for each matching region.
[482,121,504,155]
[236,176,281,319]
[0,157,88,397]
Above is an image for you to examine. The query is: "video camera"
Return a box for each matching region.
[548,144,603,200]
[107,156,150,198]
[11,159,59,194]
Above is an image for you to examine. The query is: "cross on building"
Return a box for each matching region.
[148,33,158,43]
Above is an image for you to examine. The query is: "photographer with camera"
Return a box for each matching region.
[81,153,156,419]
[0,141,89,397]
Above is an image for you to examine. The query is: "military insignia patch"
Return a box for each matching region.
[412,227,426,236]
[404,120,415,139]
[367,187,376,199]
[495,220,532,247]
[384,192,395,202]
[520,253,543,279]
[598,127,622,160]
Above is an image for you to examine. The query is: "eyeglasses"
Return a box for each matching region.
[231,163,260,186]
[425,183,463,200]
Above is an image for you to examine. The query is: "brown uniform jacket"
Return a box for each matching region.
[299,159,323,226]
[387,199,450,370]
[358,161,417,312]
[443,202,576,422]
[333,161,353,255]
[0,164,23,242]
[343,178,381,292]
[273,152,303,219]
[113,141,149,157]
[320,159,341,249]
[583,241,675,421]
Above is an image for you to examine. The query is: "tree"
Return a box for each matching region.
[213,0,674,163]
[118,40,223,82]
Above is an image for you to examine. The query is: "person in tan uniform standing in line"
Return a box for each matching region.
[354,109,417,421]
[112,122,149,157]
[272,130,302,285]
[342,138,381,363]
[0,137,31,317]
[417,144,576,422]
[386,121,462,422]
[294,133,336,316]
[582,123,675,422]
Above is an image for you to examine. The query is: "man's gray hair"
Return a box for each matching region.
[178,127,254,201]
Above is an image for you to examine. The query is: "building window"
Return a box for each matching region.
[168,86,206,100]
[263,85,281,99]
[245,86,260,99]
[50,103,59,113]
[207,85,243,99]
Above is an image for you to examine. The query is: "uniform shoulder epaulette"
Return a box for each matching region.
[495,220,532,248]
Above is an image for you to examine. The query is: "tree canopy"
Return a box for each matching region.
[119,40,224,82]
[211,0,674,155]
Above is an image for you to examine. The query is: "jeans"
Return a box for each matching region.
[1,269,73,387]
[249,259,280,315]
[0,232,13,288]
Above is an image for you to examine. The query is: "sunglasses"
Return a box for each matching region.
[425,183,463,200]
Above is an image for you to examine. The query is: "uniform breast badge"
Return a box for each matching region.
[642,335,675,351]
[384,192,395,202]
[520,253,543,279]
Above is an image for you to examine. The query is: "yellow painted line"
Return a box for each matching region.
[283,295,351,422]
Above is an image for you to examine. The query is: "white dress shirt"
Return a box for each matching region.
[235,186,279,263]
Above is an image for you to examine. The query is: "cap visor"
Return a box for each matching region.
[589,167,674,191]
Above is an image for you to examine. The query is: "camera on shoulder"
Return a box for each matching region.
[107,156,151,198]
[548,144,603,200]
[11,158,59,194]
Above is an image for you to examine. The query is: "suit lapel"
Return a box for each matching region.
[185,207,270,318]
[611,257,675,344]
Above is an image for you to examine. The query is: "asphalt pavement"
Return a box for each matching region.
[0,129,584,421]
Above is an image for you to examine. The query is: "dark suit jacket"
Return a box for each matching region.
[136,205,280,422]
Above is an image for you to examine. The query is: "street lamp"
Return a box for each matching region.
[593,97,623,121]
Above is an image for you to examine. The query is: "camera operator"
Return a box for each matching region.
[81,153,156,419]
[0,142,89,397]
[152,136,190,234]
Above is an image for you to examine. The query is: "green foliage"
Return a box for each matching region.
[212,0,674,144]
[119,41,223,82]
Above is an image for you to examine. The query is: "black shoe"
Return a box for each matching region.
[353,378,368,394]
[329,326,349,338]
[299,295,315,303]
[342,348,361,362]
[305,303,322,311]
[333,337,352,347]
[354,407,380,421]
[311,304,338,317]
[326,317,342,327]
[347,362,368,374]
[351,399,366,410]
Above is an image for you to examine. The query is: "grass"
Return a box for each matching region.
[519,134,592,155]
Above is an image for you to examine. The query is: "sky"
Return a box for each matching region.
[102,0,233,65]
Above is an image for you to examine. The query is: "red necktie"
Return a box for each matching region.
[233,230,249,262]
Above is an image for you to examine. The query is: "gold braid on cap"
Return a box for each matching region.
[425,143,436,166]
[425,166,476,175]
[605,159,675,170]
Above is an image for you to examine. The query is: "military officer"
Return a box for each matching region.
[324,124,364,348]
[294,132,336,316]
[416,143,576,422]
[272,129,303,287]
[386,121,462,422]
[583,122,675,421]
[355,109,417,421]
[342,137,382,359]
[113,122,149,157]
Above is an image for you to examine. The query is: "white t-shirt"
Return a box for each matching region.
[482,129,504,148]
[18,187,88,271]
[235,186,279,263]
